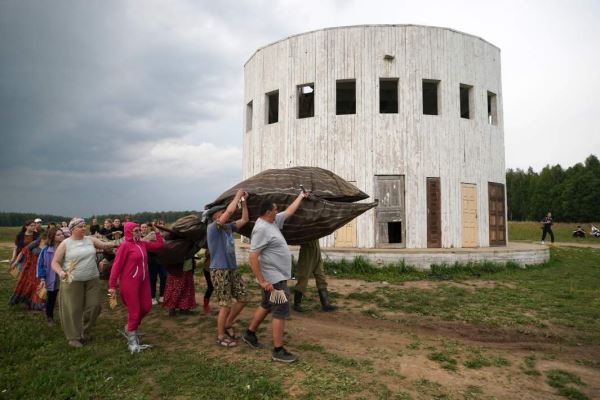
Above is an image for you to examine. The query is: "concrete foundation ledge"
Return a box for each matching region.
[235,241,550,270]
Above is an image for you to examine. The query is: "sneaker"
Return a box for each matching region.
[152,299,158,306]
[68,340,83,348]
[272,347,297,363]
[242,331,263,349]
[46,317,55,327]
[158,296,164,303]
[541,241,545,245]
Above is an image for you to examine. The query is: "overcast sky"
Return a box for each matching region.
[1,0,599,216]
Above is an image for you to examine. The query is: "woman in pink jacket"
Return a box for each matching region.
[109,222,164,353]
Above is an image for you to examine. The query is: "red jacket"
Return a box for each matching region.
[109,222,164,289]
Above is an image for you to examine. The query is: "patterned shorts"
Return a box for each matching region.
[210,269,249,307]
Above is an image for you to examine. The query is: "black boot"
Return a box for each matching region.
[318,288,338,312]
[293,291,304,312]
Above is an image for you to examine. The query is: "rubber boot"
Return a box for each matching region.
[317,288,338,312]
[293,291,304,312]
[203,297,211,315]
[127,331,140,354]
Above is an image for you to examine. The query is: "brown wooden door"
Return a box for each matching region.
[488,182,506,246]
[461,183,478,248]
[374,175,405,248]
[427,177,441,248]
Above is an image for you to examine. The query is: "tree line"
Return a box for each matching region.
[2,154,599,226]
[506,154,600,222]
[0,211,200,227]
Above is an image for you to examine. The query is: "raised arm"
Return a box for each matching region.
[90,236,117,251]
[283,191,310,220]
[217,189,246,225]
[144,228,164,251]
[234,193,249,230]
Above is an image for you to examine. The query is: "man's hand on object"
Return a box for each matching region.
[259,280,274,292]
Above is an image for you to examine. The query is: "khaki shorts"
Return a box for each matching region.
[210,269,249,307]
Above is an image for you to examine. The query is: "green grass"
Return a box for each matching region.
[325,255,526,284]
[428,351,458,371]
[545,369,589,400]
[345,247,600,343]
[0,245,367,399]
[0,226,20,243]
[0,259,285,399]
[509,221,600,243]
[2,225,598,399]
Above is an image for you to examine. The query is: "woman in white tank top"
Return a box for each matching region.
[51,217,117,348]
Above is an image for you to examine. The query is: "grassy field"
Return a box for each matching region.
[509,221,600,243]
[1,226,599,399]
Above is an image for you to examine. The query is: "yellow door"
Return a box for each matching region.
[461,183,478,248]
[335,218,357,247]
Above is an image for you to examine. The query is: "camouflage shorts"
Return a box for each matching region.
[210,269,249,307]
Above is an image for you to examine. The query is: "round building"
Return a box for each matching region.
[242,25,506,249]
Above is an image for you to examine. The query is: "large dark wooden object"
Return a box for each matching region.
[154,167,377,268]
[206,167,378,245]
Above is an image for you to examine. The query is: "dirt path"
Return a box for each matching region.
[137,275,600,399]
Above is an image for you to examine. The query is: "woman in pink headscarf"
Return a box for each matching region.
[109,222,164,353]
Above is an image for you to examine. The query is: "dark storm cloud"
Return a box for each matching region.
[2,0,597,215]
[0,1,260,215]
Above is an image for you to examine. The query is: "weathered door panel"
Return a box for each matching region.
[374,175,406,248]
[461,183,478,248]
[427,177,441,248]
[334,218,357,247]
[334,181,358,247]
[488,182,506,246]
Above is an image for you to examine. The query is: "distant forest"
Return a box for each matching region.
[507,154,600,222]
[2,155,599,226]
[0,211,200,227]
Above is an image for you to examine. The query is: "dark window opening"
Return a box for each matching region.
[487,91,497,125]
[297,84,314,119]
[246,101,253,132]
[460,84,471,119]
[422,80,440,115]
[380,78,398,113]
[266,91,279,124]
[336,80,356,115]
[388,222,402,243]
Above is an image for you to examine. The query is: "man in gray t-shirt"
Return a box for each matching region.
[243,190,309,363]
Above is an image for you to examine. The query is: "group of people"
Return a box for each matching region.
[572,224,600,238]
[204,189,337,363]
[540,212,600,242]
[8,189,338,362]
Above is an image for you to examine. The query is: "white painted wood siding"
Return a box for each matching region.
[243,25,505,249]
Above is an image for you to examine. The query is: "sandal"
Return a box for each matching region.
[225,326,238,339]
[216,337,237,347]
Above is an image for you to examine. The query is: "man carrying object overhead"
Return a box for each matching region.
[206,189,249,348]
[243,189,310,363]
